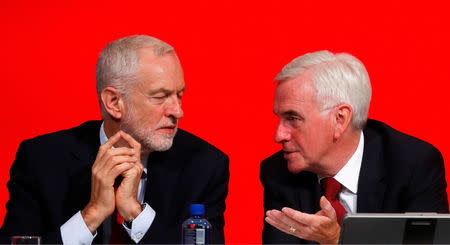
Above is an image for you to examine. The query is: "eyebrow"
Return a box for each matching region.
[281,110,302,118]
[150,86,185,95]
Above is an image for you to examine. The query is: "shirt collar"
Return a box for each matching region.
[332,132,364,194]
[99,122,148,171]
[99,122,108,146]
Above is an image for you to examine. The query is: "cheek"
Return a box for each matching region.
[290,131,304,148]
[319,120,334,141]
[290,127,320,153]
[134,102,159,119]
[144,108,167,127]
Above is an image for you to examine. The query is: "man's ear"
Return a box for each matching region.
[333,104,353,140]
[101,87,125,119]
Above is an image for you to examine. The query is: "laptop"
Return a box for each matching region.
[339,213,450,244]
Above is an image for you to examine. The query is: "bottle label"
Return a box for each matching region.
[183,229,196,244]
[196,229,205,244]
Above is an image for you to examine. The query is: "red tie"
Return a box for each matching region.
[321,178,347,225]
[110,209,129,243]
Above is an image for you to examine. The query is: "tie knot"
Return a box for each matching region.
[321,177,342,201]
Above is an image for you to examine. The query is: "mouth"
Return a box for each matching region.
[283,150,295,158]
[158,125,177,133]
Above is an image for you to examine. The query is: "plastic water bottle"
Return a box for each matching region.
[182,204,211,244]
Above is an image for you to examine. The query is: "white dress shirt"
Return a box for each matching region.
[60,123,156,244]
[326,132,364,213]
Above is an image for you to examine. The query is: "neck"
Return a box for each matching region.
[103,118,120,139]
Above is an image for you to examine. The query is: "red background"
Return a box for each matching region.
[1,1,450,243]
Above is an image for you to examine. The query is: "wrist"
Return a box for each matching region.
[123,203,146,228]
[81,204,107,234]
[121,201,143,222]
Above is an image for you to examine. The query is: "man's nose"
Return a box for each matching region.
[166,96,184,119]
[274,122,290,143]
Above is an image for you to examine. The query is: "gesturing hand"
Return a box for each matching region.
[265,196,341,244]
[115,131,144,222]
[81,131,138,233]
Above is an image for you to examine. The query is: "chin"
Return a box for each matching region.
[286,161,306,174]
[145,134,175,152]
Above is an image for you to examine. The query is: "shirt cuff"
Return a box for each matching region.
[123,203,156,243]
[60,211,96,245]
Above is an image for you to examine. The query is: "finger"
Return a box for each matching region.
[110,162,135,179]
[119,131,141,154]
[319,196,337,219]
[266,209,284,221]
[98,150,138,170]
[267,209,306,233]
[280,208,337,242]
[92,147,137,175]
[265,216,285,230]
[95,131,123,166]
[281,207,315,226]
[270,209,298,227]
[265,216,292,234]
[265,215,304,238]
[120,160,144,178]
[99,131,122,155]
[94,155,138,180]
[107,155,138,167]
[107,147,136,157]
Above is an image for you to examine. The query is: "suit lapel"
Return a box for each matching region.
[69,121,101,168]
[68,121,101,193]
[357,128,386,212]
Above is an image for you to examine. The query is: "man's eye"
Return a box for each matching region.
[287,116,299,121]
[153,95,168,99]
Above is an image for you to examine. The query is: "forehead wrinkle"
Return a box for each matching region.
[136,50,182,79]
[132,55,184,93]
[149,87,172,94]
[135,63,165,83]
[274,75,320,118]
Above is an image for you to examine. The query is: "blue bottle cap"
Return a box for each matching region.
[190,204,205,215]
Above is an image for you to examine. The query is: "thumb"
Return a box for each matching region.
[320,196,336,219]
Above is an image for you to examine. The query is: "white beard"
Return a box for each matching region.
[120,106,177,153]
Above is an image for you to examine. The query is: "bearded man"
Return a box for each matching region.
[0,35,229,244]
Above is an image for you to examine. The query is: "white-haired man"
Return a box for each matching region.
[0,35,229,244]
[261,51,448,244]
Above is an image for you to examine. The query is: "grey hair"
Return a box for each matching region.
[275,51,372,129]
[96,35,175,119]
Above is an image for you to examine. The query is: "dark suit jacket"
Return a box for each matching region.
[0,121,229,244]
[260,119,449,244]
